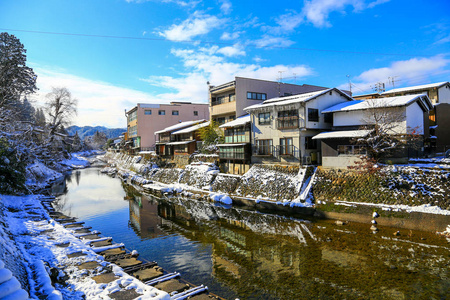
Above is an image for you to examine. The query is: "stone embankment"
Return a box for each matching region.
[102,152,450,232]
[102,152,316,212]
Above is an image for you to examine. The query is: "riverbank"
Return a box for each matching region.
[102,151,450,233]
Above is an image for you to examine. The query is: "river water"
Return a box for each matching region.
[54,167,449,300]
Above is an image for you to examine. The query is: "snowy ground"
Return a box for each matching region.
[0,194,169,300]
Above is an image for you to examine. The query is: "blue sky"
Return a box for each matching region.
[1,0,449,128]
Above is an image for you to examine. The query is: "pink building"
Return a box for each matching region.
[126,102,209,151]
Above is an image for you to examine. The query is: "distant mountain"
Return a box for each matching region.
[67,126,126,140]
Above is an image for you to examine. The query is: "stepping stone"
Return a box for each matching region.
[189,294,213,300]
[74,228,91,234]
[108,289,142,300]
[154,279,188,293]
[115,257,142,268]
[101,248,126,256]
[39,229,54,234]
[92,272,118,284]
[67,252,87,258]
[77,261,102,270]
[58,219,77,224]
[132,267,163,282]
[65,224,83,228]
[80,234,101,240]
[56,242,70,248]
[91,240,112,247]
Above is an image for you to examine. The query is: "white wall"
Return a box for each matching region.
[438,85,450,104]
[406,103,425,134]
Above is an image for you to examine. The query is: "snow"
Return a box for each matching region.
[312,129,372,140]
[0,194,170,300]
[154,120,206,134]
[381,81,448,95]
[209,193,233,205]
[60,152,91,169]
[322,94,430,113]
[335,200,450,215]
[219,115,250,128]
[172,121,210,134]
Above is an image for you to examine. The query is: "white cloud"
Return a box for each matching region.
[165,46,314,86]
[253,35,295,48]
[349,55,450,93]
[301,0,390,28]
[265,11,303,35]
[217,45,246,57]
[158,12,227,41]
[125,0,201,8]
[435,34,450,45]
[31,67,161,128]
[219,0,232,14]
[220,31,241,40]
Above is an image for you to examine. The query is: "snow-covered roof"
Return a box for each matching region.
[167,140,195,145]
[382,82,449,95]
[244,88,353,111]
[322,94,432,113]
[154,120,206,134]
[172,121,210,135]
[216,143,248,146]
[219,115,251,128]
[312,129,372,140]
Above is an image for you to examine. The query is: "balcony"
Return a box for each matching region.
[210,101,236,117]
[253,145,275,156]
[276,116,299,130]
[276,145,300,159]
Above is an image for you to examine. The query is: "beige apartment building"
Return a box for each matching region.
[209,77,329,125]
[126,102,209,152]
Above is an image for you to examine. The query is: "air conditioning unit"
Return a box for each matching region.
[302,156,311,165]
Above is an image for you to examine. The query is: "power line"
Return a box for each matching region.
[0,28,433,58]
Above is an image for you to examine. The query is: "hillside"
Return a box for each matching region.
[67,126,126,140]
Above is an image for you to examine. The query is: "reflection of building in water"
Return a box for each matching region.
[128,194,164,239]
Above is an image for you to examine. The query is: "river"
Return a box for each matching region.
[54,167,449,300]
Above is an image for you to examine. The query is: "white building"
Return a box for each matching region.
[244,88,353,165]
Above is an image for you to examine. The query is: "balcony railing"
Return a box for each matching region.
[276,145,300,159]
[219,152,246,160]
[276,116,299,129]
[253,145,275,156]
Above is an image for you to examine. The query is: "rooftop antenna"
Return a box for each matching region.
[346,75,352,94]
[277,71,285,96]
[388,76,399,89]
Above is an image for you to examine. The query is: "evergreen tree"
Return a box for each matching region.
[0,32,37,108]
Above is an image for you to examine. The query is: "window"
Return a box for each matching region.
[229,94,236,102]
[324,112,333,124]
[258,112,271,125]
[337,145,367,155]
[128,110,137,122]
[172,110,179,115]
[277,110,298,129]
[247,92,267,100]
[229,115,236,121]
[144,110,152,115]
[308,108,319,122]
[194,111,198,116]
[217,117,226,125]
[280,138,293,155]
[219,146,245,160]
[305,136,317,150]
[284,93,292,96]
[158,110,165,115]
[128,125,137,137]
[255,139,273,155]
[224,126,250,143]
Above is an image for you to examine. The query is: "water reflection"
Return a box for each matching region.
[56,168,449,300]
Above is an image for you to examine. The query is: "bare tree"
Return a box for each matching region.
[45,87,77,135]
[353,99,420,162]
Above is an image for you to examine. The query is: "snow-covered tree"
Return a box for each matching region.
[34,107,46,127]
[71,132,83,152]
[0,32,37,108]
[45,87,77,135]
[198,121,224,153]
[83,131,107,150]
